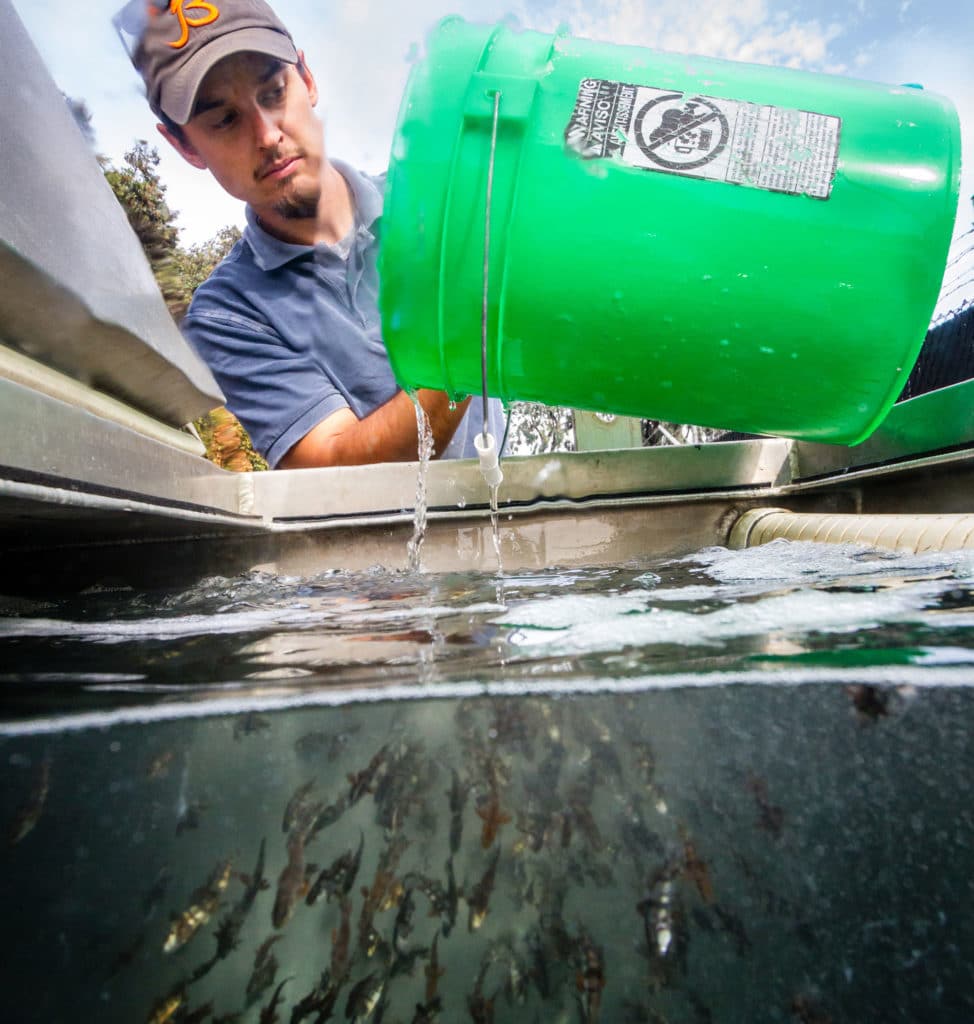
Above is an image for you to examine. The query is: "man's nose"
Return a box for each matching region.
[250,105,283,149]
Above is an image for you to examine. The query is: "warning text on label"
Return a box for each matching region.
[565,78,841,199]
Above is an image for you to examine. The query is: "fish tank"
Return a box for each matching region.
[3,542,974,1023]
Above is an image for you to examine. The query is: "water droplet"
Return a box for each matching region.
[719,338,730,347]
[701,274,713,281]
[457,496,466,509]
[448,400,457,411]
[759,346,774,355]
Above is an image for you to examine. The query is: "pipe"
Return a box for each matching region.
[729,508,974,553]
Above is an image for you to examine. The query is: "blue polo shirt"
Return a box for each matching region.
[182,161,504,468]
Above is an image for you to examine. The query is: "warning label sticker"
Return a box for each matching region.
[565,78,841,199]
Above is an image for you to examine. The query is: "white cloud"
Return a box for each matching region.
[516,0,845,71]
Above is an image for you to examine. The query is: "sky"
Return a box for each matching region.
[12,0,974,315]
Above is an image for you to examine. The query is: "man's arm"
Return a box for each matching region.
[278,390,472,469]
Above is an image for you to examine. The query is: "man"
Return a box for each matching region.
[124,0,504,469]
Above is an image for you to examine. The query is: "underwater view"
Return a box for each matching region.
[2,540,974,1023]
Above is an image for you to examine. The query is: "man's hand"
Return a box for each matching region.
[278,390,472,469]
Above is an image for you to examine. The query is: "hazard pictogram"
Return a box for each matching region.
[633,93,729,170]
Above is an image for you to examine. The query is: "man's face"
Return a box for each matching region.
[163,51,324,220]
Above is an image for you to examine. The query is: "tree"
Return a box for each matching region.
[172,225,242,295]
[504,403,576,454]
[102,140,190,319]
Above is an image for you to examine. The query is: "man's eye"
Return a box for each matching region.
[261,84,286,105]
[212,111,236,130]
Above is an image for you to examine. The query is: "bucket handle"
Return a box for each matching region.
[481,89,502,444]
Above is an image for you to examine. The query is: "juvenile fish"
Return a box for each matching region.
[410,997,441,1023]
[9,753,51,846]
[307,830,364,906]
[424,933,445,1004]
[212,838,268,961]
[246,934,283,1007]
[475,787,511,850]
[146,989,184,1024]
[348,745,389,806]
[345,971,385,1022]
[447,769,467,855]
[282,780,318,834]
[467,847,501,932]
[234,712,271,739]
[574,929,606,1024]
[273,832,309,929]
[259,976,292,1024]
[636,859,688,987]
[163,859,232,954]
[331,897,353,983]
[146,749,175,780]
[442,856,458,937]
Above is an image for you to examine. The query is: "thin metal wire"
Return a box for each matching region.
[481,90,502,442]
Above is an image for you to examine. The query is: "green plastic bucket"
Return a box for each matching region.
[378,19,961,444]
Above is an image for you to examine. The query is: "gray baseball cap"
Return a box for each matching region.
[122,0,298,125]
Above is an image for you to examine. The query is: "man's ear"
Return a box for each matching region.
[157,122,207,170]
[295,49,318,107]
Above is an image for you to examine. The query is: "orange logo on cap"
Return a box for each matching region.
[166,0,220,49]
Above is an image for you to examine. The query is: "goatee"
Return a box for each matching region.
[274,181,321,221]
[274,194,319,220]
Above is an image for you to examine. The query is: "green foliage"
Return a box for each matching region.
[103,141,179,260]
[103,141,188,317]
[172,225,243,296]
[193,407,269,472]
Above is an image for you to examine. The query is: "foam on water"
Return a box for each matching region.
[683,539,974,583]
[0,599,507,641]
[491,543,974,658]
[497,578,951,654]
